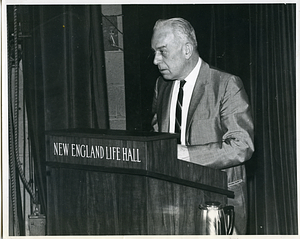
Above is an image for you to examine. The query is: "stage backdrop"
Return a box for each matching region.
[9,5,110,221]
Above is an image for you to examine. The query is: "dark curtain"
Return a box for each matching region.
[15,5,109,217]
[205,4,297,235]
[247,5,297,235]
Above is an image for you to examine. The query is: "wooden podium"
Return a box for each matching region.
[45,129,233,235]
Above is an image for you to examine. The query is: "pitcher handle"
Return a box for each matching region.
[223,205,234,235]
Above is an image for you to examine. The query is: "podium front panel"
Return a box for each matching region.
[45,129,229,235]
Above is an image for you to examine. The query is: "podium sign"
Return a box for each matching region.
[45,129,232,235]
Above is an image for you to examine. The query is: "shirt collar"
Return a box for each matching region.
[184,57,202,85]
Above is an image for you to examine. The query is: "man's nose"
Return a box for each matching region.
[153,52,161,65]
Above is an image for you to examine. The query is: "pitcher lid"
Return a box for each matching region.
[199,201,222,210]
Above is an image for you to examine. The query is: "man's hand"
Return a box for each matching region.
[177,144,190,161]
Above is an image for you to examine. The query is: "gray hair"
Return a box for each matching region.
[153,18,198,48]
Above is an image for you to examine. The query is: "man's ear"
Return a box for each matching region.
[184,43,193,59]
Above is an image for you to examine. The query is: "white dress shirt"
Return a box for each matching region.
[169,57,202,145]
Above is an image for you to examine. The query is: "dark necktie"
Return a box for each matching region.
[175,80,186,144]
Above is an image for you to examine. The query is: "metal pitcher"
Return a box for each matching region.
[199,201,234,235]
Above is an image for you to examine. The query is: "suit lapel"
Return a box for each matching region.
[158,80,174,132]
[186,61,210,133]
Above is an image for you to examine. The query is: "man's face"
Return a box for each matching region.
[151,26,187,81]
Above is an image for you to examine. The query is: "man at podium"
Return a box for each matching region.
[151,17,254,235]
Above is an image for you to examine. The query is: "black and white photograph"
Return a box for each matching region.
[2,1,298,238]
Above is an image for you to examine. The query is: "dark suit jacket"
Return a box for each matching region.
[151,60,254,186]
